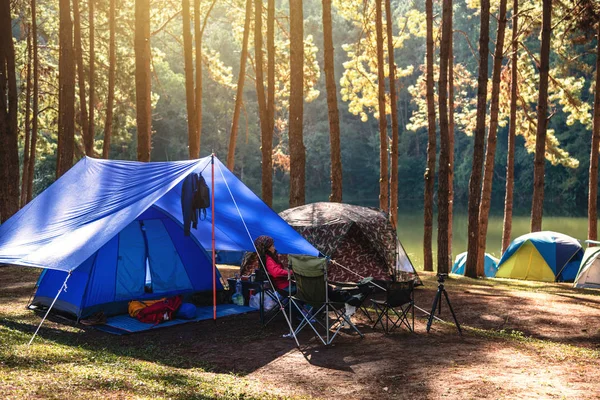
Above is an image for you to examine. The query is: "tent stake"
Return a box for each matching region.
[28,272,71,346]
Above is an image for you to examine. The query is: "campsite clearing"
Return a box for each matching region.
[1,267,599,399]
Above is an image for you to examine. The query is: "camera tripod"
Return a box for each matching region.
[426,274,462,335]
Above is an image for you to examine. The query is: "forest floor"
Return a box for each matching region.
[1,266,600,399]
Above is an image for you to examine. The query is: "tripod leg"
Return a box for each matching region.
[437,287,443,315]
[442,289,462,335]
[426,289,442,333]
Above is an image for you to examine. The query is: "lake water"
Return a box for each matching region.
[397,214,594,270]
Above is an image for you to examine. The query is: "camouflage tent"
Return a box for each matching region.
[278,202,419,283]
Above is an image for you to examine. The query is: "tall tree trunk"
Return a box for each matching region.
[375,0,388,212]
[448,19,455,267]
[21,23,32,207]
[57,0,76,177]
[255,0,271,205]
[0,0,19,221]
[87,0,95,156]
[289,0,305,207]
[263,0,275,205]
[193,0,201,158]
[502,0,519,253]
[437,0,452,274]
[323,0,342,203]
[27,0,39,202]
[227,0,252,170]
[183,0,197,159]
[102,0,115,159]
[588,22,600,243]
[465,0,490,278]
[477,0,508,275]
[385,0,398,224]
[72,0,89,155]
[194,0,217,158]
[530,0,552,232]
[423,0,436,272]
[135,0,152,162]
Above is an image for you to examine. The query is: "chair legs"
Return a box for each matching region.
[290,299,363,346]
[371,301,414,334]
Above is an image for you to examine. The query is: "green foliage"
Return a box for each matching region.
[8,0,600,216]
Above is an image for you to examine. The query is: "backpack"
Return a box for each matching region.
[135,295,183,325]
[193,173,210,220]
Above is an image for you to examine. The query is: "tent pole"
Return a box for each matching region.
[211,153,216,321]
[28,272,71,346]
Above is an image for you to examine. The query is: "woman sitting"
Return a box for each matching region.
[254,235,293,293]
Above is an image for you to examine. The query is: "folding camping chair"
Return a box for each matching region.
[288,255,364,346]
[371,280,414,334]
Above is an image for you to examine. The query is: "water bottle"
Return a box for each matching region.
[232,274,244,306]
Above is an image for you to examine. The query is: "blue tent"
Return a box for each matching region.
[0,156,318,318]
[451,251,499,278]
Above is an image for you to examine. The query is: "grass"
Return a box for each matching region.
[0,321,301,399]
[0,267,306,400]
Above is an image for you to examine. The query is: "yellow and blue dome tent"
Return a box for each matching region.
[495,231,583,282]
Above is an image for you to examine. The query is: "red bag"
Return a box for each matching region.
[136,295,183,324]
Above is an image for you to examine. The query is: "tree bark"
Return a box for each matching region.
[88,0,95,156]
[477,0,508,275]
[57,0,76,177]
[375,0,388,213]
[437,0,452,274]
[0,0,20,221]
[27,0,39,202]
[385,0,398,224]
[588,21,600,243]
[193,0,201,158]
[289,0,305,207]
[135,0,152,162]
[102,0,116,159]
[261,0,275,205]
[183,0,197,159]
[530,0,552,232]
[502,0,519,253]
[465,0,490,278]
[255,0,272,205]
[21,23,32,207]
[448,17,455,267]
[72,0,89,156]
[423,0,436,272]
[193,0,217,158]
[227,0,252,170]
[323,0,342,203]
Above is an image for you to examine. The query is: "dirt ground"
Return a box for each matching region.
[3,266,600,399]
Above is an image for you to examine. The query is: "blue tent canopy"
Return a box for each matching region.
[0,156,318,318]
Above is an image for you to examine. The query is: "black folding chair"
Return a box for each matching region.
[371,280,414,333]
[288,255,364,346]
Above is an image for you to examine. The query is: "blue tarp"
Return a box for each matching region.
[0,156,318,318]
[0,156,318,271]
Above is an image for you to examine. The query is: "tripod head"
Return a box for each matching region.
[436,273,448,285]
